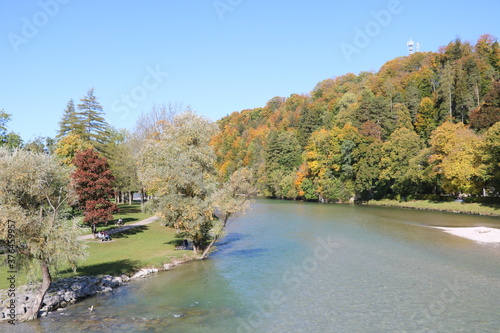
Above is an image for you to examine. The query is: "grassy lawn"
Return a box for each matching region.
[0,205,195,290]
[80,202,151,234]
[367,199,500,216]
[57,220,195,278]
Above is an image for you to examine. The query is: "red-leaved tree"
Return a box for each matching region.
[72,148,118,234]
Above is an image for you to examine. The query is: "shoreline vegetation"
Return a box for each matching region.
[365,198,500,217]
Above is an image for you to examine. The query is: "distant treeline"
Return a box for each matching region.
[211,35,500,202]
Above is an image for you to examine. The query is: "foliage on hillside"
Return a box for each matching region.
[211,35,500,202]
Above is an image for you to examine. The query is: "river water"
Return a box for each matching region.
[12,200,500,332]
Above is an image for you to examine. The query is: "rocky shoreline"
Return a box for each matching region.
[0,260,190,322]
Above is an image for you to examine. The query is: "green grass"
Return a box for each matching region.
[57,220,194,278]
[0,207,195,290]
[367,199,500,216]
[79,202,151,234]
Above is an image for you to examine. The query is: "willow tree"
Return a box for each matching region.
[0,148,87,321]
[139,112,219,255]
[138,111,254,257]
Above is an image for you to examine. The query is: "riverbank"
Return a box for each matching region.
[0,259,193,322]
[0,207,198,322]
[366,199,500,217]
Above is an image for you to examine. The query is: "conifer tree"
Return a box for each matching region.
[77,88,110,145]
[56,99,83,139]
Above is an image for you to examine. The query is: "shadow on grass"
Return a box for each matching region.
[117,204,142,214]
[110,225,149,239]
[59,259,143,277]
[166,238,184,247]
[478,203,500,211]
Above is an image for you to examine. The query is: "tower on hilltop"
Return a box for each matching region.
[407,38,421,55]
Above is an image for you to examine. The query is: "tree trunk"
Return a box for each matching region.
[129,191,133,205]
[200,235,219,259]
[140,188,145,208]
[121,192,125,204]
[20,261,52,321]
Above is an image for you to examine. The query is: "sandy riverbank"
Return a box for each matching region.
[434,226,500,243]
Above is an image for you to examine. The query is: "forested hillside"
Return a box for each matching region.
[211,35,500,202]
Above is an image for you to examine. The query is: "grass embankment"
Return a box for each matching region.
[367,199,500,216]
[0,203,194,290]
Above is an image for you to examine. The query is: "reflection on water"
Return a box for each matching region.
[10,200,500,333]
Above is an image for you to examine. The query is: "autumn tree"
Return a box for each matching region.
[138,112,219,255]
[71,148,118,234]
[138,111,253,257]
[429,122,484,196]
[54,133,94,166]
[0,148,87,321]
[470,81,500,131]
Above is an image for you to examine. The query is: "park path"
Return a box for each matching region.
[79,215,159,240]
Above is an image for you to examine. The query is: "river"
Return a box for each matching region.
[12,199,500,332]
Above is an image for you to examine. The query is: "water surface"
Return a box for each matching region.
[13,200,500,332]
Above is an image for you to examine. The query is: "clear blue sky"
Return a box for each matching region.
[1,0,499,141]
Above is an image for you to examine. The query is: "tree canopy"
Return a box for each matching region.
[0,148,87,321]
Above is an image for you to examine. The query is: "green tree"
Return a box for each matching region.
[0,110,23,149]
[353,140,384,200]
[77,88,110,146]
[56,99,84,139]
[106,128,141,204]
[298,101,323,147]
[139,111,253,257]
[414,97,438,140]
[201,168,255,258]
[0,148,87,321]
[380,127,424,196]
[483,122,500,194]
[394,102,414,130]
[138,111,220,255]
[264,130,302,196]
[24,136,55,154]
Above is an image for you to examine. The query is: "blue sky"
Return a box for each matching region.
[1,0,499,141]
